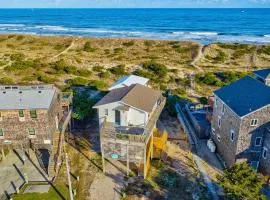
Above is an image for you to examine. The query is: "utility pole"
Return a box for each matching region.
[65,153,74,200]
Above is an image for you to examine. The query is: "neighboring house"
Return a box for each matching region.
[211,70,270,175]
[93,81,166,178]
[0,85,73,177]
[108,75,149,91]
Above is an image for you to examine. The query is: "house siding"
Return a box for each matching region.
[211,95,241,167]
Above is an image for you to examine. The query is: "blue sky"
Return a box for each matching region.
[1,0,270,8]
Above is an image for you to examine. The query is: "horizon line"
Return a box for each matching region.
[0,7,270,9]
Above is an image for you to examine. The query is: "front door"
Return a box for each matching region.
[115,110,121,125]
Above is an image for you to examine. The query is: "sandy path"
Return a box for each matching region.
[191,44,204,72]
[50,37,76,61]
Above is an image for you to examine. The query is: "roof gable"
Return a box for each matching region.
[108,75,149,90]
[214,76,270,117]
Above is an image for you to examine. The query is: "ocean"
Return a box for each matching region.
[0,8,270,44]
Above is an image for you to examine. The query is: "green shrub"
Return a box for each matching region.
[72,91,97,121]
[133,69,154,80]
[16,35,24,41]
[89,80,108,90]
[142,61,168,79]
[195,72,224,87]
[172,87,187,96]
[217,162,266,200]
[5,59,39,71]
[199,97,208,105]
[258,46,270,56]
[109,65,127,77]
[68,77,89,86]
[76,68,92,77]
[0,77,14,84]
[37,72,58,83]
[123,41,135,47]
[83,41,96,52]
[92,66,104,72]
[114,48,124,54]
[64,65,77,74]
[99,71,110,79]
[10,53,25,61]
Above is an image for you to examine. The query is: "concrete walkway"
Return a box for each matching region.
[90,160,125,200]
[175,103,220,200]
[0,149,51,197]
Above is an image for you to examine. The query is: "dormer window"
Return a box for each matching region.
[18,110,24,118]
[251,119,258,127]
[30,110,37,118]
[262,147,268,159]
[255,137,262,146]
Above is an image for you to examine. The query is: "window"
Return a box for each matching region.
[0,128,3,137]
[211,127,215,135]
[255,137,262,146]
[218,116,221,128]
[262,147,268,159]
[221,104,225,115]
[105,109,109,116]
[28,128,36,136]
[157,98,162,105]
[18,110,24,117]
[217,134,221,142]
[215,98,218,108]
[230,130,235,142]
[30,110,37,118]
[251,119,258,126]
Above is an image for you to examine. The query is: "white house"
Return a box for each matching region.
[108,75,149,91]
[93,83,162,128]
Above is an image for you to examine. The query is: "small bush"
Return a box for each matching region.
[195,72,224,87]
[142,61,168,79]
[0,77,14,84]
[92,66,104,72]
[99,71,110,79]
[37,72,58,83]
[10,53,25,61]
[76,68,92,77]
[109,65,127,77]
[89,80,108,90]
[64,65,77,74]
[199,97,208,105]
[5,59,39,71]
[16,35,24,41]
[68,77,89,86]
[123,41,135,47]
[114,48,124,54]
[83,41,96,52]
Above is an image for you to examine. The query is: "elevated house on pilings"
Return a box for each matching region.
[93,79,166,178]
[0,85,73,178]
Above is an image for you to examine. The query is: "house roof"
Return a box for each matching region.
[214,76,270,117]
[108,75,149,91]
[0,85,56,110]
[254,68,270,80]
[94,84,162,113]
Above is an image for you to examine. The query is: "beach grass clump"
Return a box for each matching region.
[37,72,58,83]
[210,50,228,63]
[123,40,135,47]
[16,35,25,41]
[5,59,40,71]
[98,71,110,79]
[114,48,124,54]
[0,77,14,84]
[142,61,168,79]
[68,77,89,86]
[258,45,270,56]
[83,41,96,52]
[109,64,127,77]
[89,80,108,90]
[76,68,92,77]
[195,72,224,87]
[54,43,69,50]
[10,53,25,61]
[92,65,104,72]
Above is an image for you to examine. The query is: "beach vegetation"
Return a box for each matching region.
[258,46,270,56]
[76,68,92,77]
[0,77,14,84]
[92,65,104,72]
[16,35,24,41]
[123,40,135,47]
[109,64,127,77]
[68,77,89,86]
[83,41,96,52]
[142,61,168,79]
[37,72,58,83]
[114,47,124,54]
[195,72,224,87]
[217,162,266,200]
[5,59,41,71]
[10,53,25,61]
[89,80,108,90]
[98,71,110,79]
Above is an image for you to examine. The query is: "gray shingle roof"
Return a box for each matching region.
[254,68,270,79]
[0,87,56,110]
[214,76,270,117]
[94,84,162,113]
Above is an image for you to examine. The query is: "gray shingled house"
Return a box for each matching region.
[93,82,166,178]
[0,85,72,177]
[211,69,270,175]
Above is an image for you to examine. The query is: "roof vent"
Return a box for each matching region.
[3,91,6,94]
[38,91,42,93]
[19,91,22,94]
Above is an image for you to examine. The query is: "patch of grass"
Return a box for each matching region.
[16,35,25,41]
[123,40,135,47]
[0,77,14,84]
[92,65,104,72]
[68,77,89,86]
[109,64,127,77]
[114,48,124,54]
[258,46,270,56]
[89,80,108,90]
[83,41,96,52]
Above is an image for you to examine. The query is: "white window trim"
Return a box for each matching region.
[230,130,235,142]
[218,116,221,128]
[255,137,262,147]
[262,147,268,159]
[217,134,221,142]
[211,127,215,135]
[251,119,258,127]
[105,109,109,116]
